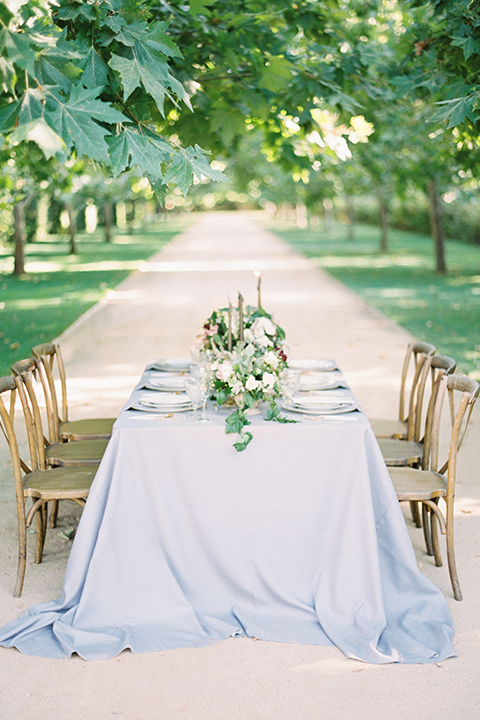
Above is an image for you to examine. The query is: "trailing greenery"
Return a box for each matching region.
[269,221,480,379]
[0,222,185,376]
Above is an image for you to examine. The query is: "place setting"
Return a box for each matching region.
[130,391,193,414]
[282,392,358,415]
[147,357,193,373]
[143,374,187,392]
[296,371,346,391]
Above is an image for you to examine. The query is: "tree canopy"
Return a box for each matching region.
[0,0,226,195]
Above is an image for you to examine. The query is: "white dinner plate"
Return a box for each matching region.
[298,373,341,391]
[289,358,337,372]
[145,377,187,392]
[151,358,192,372]
[282,400,357,415]
[139,392,191,408]
[130,403,193,414]
[291,393,350,407]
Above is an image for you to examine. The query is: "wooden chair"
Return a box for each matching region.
[369,341,436,440]
[378,354,456,468]
[32,342,116,442]
[11,359,108,468]
[389,374,479,601]
[0,375,96,597]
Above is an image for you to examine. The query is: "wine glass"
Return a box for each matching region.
[185,376,202,420]
[186,368,211,422]
[197,375,211,423]
[281,369,302,405]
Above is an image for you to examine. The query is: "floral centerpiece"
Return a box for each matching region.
[197,292,295,451]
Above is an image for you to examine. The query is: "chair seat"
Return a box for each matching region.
[377,438,423,466]
[45,438,109,467]
[389,466,447,502]
[60,417,116,441]
[369,417,407,439]
[23,465,96,500]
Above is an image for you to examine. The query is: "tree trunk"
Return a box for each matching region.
[13,201,26,276]
[104,201,114,242]
[66,203,77,254]
[345,195,355,241]
[427,179,447,275]
[378,196,388,252]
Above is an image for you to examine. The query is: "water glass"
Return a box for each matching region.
[185,377,202,420]
[281,369,302,404]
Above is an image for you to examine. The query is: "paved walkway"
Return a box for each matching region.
[0,212,479,719]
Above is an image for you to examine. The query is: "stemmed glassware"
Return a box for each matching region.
[185,376,203,421]
[186,365,211,423]
[280,369,302,405]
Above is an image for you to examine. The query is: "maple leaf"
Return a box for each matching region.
[109,21,190,116]
[77,46,109,89]
[46,85,129,163]
[108,126,171,179]
[162,145,228,195]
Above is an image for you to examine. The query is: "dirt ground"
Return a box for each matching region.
[0,212,479,720]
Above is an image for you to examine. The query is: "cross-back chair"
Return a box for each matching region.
[378,354,457,469]
[389,373,479,601]
[32,342,116,442]
[11,359,108,468]
[0,375,96,597]
[369,341,436,440]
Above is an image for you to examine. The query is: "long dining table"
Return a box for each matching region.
[0,361,455,663]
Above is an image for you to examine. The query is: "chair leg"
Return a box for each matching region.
[35,504,47,564]
[410,501,422,528]
[446,515,462,601]
[14,515,27,598]
[430,512,443,567]
[49,500,59,528]
[422,503,434,556]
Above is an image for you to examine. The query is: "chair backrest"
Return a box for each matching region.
[10,359,48,470]
[421,373,479,508]
[31,342,68,444]
[411,354,456,445]
[0,375,34,507]
[399,341,436,426]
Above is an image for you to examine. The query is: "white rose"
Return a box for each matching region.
[253,317,277,337]
[243,329,254,342]
[262,371,276,389]
[263,351,279,369]
[246,375,260,391]
[251,319,265,339]
[216,361,233,381]
[256,335,272,349]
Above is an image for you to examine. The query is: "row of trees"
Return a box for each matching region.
[1,0,480,274]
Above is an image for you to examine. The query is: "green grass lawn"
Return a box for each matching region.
[267,221,480,378]
[0,221,186,376]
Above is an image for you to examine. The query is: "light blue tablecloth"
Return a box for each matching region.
[0,373,455,662]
